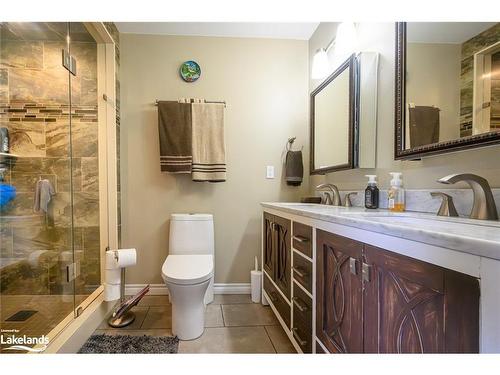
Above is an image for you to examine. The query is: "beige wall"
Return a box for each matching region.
[120,34,309,284]
[309,22,500,191]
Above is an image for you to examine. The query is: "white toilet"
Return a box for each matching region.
[161,213,215,340]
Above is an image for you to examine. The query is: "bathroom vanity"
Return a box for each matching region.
[261,203,500,353]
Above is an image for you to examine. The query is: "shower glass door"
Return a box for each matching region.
[0,22,104,353]
[67,22,102,312]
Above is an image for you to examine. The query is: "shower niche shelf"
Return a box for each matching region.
[0,152,19,162]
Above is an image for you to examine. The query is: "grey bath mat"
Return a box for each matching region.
[78,334,179,354]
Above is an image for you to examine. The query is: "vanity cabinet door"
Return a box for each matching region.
[316,230,364,353]
[273,215,291,299]
[263,212,275,280]
[363,245,479,353]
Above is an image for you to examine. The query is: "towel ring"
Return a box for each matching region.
[286,137,303,152]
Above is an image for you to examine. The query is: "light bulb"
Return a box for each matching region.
[332,22,357,69]
[312,48,330,80]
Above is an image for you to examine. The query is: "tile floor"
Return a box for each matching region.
[94,294,296,353]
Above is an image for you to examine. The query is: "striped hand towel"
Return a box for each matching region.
[158,101,192,173]
[191,102,226,182]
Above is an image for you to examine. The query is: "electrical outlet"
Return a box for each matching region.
[266,166,275,179]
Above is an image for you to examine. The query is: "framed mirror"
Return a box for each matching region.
[310,54,358,174]
[395,22,500,159]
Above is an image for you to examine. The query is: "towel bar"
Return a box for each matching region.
[155,99,226,107]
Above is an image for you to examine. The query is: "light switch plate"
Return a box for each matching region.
[266,166,275,179]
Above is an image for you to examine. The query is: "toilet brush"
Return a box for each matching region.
[251,256,262,303]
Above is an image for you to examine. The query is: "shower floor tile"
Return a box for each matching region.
[0,294,90,353]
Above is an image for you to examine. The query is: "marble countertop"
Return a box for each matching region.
[261,202,500,260]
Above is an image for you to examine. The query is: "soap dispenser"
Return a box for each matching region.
[364,175,379,209]
[388,172,405,212]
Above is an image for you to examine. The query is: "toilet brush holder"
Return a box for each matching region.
[107,268,136,328]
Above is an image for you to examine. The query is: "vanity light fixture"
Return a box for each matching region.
[311,47,331,79]
[311,22,358,80]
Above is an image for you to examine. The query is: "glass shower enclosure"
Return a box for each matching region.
[0,22,114,352]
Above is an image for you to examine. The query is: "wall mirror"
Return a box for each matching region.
[310,54,358,174]
[395,22,500,159]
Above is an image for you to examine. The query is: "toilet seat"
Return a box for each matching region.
[162,254,214,285]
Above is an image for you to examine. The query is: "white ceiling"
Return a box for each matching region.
[115,22,320,40]
[407,22,497,44]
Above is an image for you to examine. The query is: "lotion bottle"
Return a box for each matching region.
[364,175,379,209]
[388,172,405,212]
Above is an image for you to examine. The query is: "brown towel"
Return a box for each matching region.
[191,103,226,182]
[408,106,440,147]
[285,150,303,186]
[158,101,192,173]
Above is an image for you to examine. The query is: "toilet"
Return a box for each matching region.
[161,213,215,340]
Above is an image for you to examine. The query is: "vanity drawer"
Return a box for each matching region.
[292,252,312,293]
[293,281,312,325]
[293,222,312,258]
[264,273,291,328]
[292,282,312,353]
[292,311,312,353]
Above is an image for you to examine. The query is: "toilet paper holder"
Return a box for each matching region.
[107,268,136,328]
[106,248,146,328]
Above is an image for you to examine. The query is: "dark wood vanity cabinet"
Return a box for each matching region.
[363,244,480,353]
[316,230,364,353]
[316,230,480,354]
[263,213,275,280]
[263,213,291,300]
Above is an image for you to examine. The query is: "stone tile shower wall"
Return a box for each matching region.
[460,23,500,137]
[0,37,100,295]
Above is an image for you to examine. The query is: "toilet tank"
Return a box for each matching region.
[169,214,214,255]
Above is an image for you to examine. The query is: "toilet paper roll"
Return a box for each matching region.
[104,283,120,301]
[115,248,137,268]
[251,270,262,303]
[105,250,119,270]
[105,268,121,285]
[28,250,48,268]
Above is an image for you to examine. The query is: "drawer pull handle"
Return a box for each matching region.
[292,266,308,278]
[349,257,358,275]
[293,235,310,243]
[269,292,278,303]
[292,328,307,347]
[292,297,308,312]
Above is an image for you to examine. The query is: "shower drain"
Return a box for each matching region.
[5,310,37,322]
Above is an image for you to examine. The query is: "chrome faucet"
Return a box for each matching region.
[437,173,498,220]
[316,183,341,206]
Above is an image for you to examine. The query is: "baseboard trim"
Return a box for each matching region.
[125,283,251,296]
[214,283,251,294]
[125,284,168,295]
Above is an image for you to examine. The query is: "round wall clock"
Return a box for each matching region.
[180,60,201,82]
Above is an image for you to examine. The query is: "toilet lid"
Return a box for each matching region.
[162,254,214,285]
